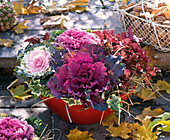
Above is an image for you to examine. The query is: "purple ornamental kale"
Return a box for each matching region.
[55,28,100,51]
[48,45,125,111]
[48,52,108,110]
[0,117,37,140]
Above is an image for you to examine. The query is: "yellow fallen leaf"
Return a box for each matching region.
[102,112,118,126]
[11,20,28,34]
[13,1,24,15]
[66,127,94,140]
[0,39,13,47]
[0,113,8,117]
[137,88,157,101]
[10,84,32,100]
[154,80,170,94]
[106,121,132,139]
[13,0,41,15]
[61,0,88,12]
[132,122,158,140]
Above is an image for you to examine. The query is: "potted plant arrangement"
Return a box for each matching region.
[14,28,159,124]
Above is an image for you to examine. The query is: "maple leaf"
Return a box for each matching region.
[142,46,158,67]
[40,15,65,29]
[9,84,32,100]
[132,122,158,140]
[11,20,28,34]
[137,88,157,101]
[106,121,132,139]
[102,112,118,126]
[135,107,164,123]
[154,80,170,94]
[12,0,24,15]
[66,127,94,140]
[13,0,41,15]
[0,39,13,47]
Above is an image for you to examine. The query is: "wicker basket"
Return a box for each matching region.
[117,0,170,52]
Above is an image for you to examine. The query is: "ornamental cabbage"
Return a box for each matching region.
[48,45,125,111]
[0,117,38,140]
[55,28,100,51]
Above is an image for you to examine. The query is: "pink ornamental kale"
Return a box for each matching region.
[55,28,100,51]
[0,117,37,140]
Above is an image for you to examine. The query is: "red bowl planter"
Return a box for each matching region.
[39,93,130,125]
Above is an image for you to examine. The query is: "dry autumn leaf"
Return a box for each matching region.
[132,122,158,140]
[13,0,41,15]
[9,84,32,100]
[154,80,170,94]
[40,15,65,29]
[164,7,170,20]
[106,121,132,139]
[61,0,88,13]
[11,20,28,34]
[42,1,69,14]
[0,39,13,47]
[137,88,157,101]
[102,112,118,126]
[66,127,94,140]
[151,6,167,17]
[142,46,158,67]
[135,107,164,122]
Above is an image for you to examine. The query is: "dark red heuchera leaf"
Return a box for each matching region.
[24,38,40,44]
[42,33,50,41]
[24,33,50,44]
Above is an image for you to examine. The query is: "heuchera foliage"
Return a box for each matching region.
[47,44,125,112]
[92,28,160,89]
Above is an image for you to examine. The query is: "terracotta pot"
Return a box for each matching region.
[39,93,130,125]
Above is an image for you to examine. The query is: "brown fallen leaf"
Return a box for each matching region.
[106,121,132,139]
[13,0,41,15]
[66,127,94,140]
[164,8,170,20]
[0,39,13,47]
[11,20,28,34]
[151,6,167,17]
[24,0,42,14]
[40,15,65,29]
[135,107,164,122]
[142,46,158,67]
